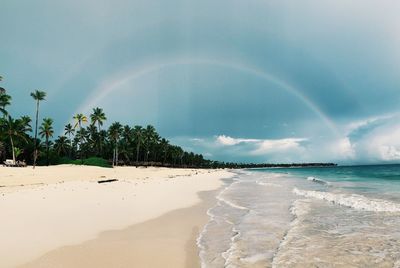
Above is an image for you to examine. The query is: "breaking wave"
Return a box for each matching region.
[306,176,330,185]
[293,188,400,213]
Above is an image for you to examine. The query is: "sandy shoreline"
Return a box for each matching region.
[0,165,233,267]
[21,190,219,268]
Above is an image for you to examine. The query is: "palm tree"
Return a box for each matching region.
[73,113,88,161]
[121,125,132,163]
[160,138,169,165]
[144,125,156,163]
[0,75,5,95]
[132,125,144,166]
[13,147,23,161]
[75,128,88,162]
[0,93,11,117]
[154,133,161,161]
[39,118,54,166]
[64,123,75,157]
[54,136,69,157]
[171,146,184,167]
[20,116,32,133]
[30,90,46,168]
[0,116,28,165]
[90,108,106,156]
[64,123,74,137]
[90,107,107,131]
[73,113,88,130]
[98,129,107,158]
[108,122,123,167]
[122,125,132,144]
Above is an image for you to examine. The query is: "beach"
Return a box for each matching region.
[3,165,400,268]
[0,165,233,267]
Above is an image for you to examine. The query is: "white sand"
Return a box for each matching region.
[0,165,232,267]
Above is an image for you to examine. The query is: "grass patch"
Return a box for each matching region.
[79,157,112,168]
[56,157,112,168]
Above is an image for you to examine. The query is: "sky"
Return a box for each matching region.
[1,0,400,164]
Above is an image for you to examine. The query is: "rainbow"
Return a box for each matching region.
[73,57,340,137]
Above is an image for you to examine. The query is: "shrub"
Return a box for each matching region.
[52,156,112,168]
[74,157,112,168]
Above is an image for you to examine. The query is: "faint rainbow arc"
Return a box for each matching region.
[74,58,340,137]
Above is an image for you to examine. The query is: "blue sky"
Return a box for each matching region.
[1,0,400,164]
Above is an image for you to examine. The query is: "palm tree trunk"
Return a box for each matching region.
[115,142,118,166]
[97,122,102,156]
[46,136,49,166]
[10,135,15,165]
[79,123,83,163]
[80,144,83,163]
[33,101,39,169]
[112,148,114,167]
[68,134,72,158]
[113,148,115,167]
[136,142,140,167]
[163,150,167,165]
[145,145,149,163]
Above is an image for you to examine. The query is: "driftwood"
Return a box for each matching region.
[97,179,118,184]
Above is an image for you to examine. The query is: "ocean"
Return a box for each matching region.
[197,165,400,267]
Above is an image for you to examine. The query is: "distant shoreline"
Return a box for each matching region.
[220,162,337,169]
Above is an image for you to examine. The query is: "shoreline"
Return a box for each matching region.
[0,165,233,267]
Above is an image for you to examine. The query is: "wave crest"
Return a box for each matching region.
[307,176,330,185]
[293,188,400,212]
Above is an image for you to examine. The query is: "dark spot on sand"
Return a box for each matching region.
[98,179,118,184]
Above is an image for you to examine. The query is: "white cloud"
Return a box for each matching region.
[379,146,400,161]
[250,138,306,155]
[179,116,400,163]
[322,137,355,160]
[340,113,400,163]
[360,123,400,162]
[215,135,307,157]
[337,138,355,159]
[215,135,258,146]
[344,113,396,135]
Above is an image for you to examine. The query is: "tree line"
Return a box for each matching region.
[0,75,336,169]
[0,76,212,168]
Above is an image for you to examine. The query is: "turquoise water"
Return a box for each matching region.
[256,164,400,201]
[257,164,400,183]
[198,165,400,267]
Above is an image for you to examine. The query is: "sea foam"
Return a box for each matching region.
[306,176,330,185]
[256,181,283,187]
[293,188,400,212]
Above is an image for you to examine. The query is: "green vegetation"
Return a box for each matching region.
[0,75,212,168]
[55,157,112,168]
[0,75,336,169]
[30,90,46,168]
